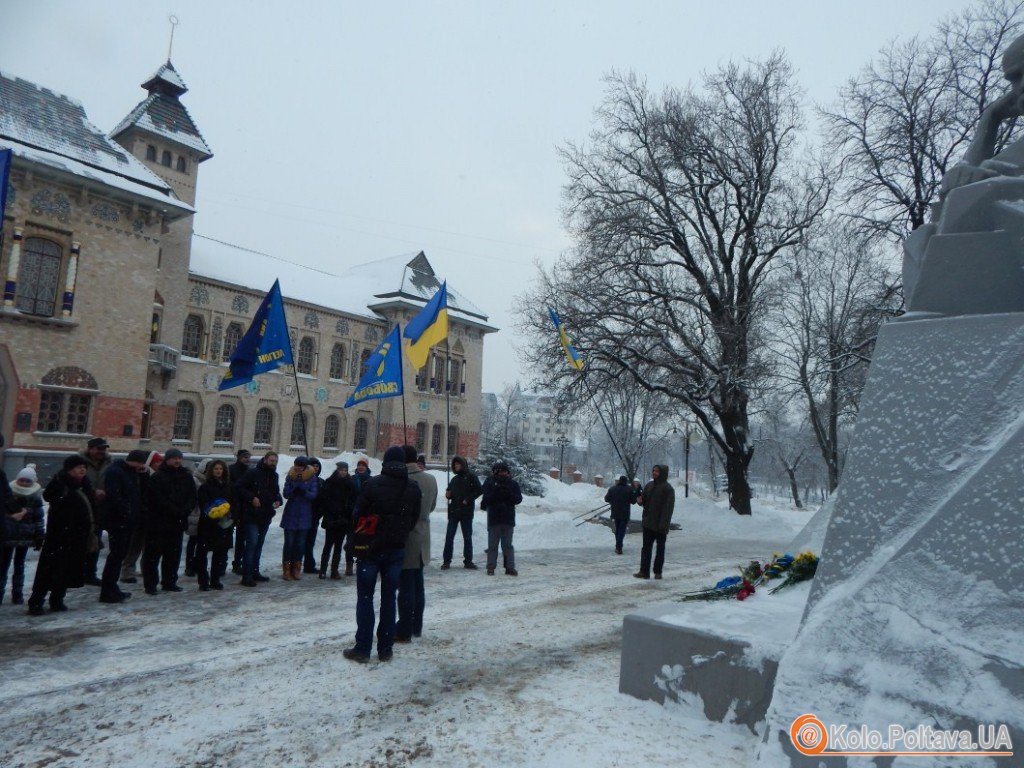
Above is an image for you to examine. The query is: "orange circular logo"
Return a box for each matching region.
[790,714,828,755]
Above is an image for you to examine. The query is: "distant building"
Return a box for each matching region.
[0,62,494,462]
[481,388,579,469]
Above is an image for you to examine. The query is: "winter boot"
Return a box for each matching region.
[330,569,342,580]
[345,561,354,576]
[291,561,303,580]
[282,563,294,581]
[440,562,451,570]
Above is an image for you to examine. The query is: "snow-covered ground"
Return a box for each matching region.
[0,467,815,768]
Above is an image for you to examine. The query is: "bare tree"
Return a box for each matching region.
[823,0,1024,240]
[561,374,676,482]
[770,221,897,491]
[517,55,828,515]
[494,382,528,446]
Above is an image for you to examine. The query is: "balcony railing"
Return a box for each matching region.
[148,343,180,377]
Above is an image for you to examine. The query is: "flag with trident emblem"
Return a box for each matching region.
[344,325,405,407]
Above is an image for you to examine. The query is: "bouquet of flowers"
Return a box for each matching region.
[677,552,818,602]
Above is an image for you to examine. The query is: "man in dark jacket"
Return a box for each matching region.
[229,449,251,574]
[634,464,675,580]
[142,448,197,594]
[99,450,149,603]
[604,475,634,555]
[441,455,482,570]
[79,436,112,586]
[234,451,283,586]
[343,446,421,664]
[317,460,358,578]
[481,461,523,576]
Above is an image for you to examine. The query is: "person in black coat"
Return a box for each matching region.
[317,460,358,579]
[441,455,482,570]
[228,449,251,574]
[302,458,326,574]
[480,461,523,576]
[99,450,149,603]
[195,459,235,591]
[2,465,45,605]
[343,446,421,664]
[142,448,197,594]
[605,475,634,556]
[234,451,283,586]
[27,455,94,615]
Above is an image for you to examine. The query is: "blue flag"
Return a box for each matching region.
[219,279,293,391]
[0,148,11,236]
[548,307,584,371]
[345,325,404,407]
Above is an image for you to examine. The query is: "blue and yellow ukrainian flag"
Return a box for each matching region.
[404,282,448,370]
[219,279,294,390]
[345,325,404,407]
[548,307,584,371]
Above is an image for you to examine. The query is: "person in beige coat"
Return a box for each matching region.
[396,445,437,642]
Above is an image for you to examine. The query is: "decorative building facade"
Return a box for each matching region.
[0,63,493,462]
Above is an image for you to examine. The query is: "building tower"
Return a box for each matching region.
[110,61,212,440]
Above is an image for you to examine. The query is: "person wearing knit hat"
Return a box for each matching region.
[27,456,93,615]
[353,457,372,493]
[280,456,319,580]
[396,446,437,644]
[98,450,149,604]
[2,464,45,605]
[119,452,161,584]
[141,446,197,594]
[317,460,358,579]
[343,446,421,664]
[302,458,326,574]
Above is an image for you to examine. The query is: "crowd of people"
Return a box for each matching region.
[1,435,674,662]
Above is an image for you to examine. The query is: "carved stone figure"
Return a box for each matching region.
[903,34,1024,314]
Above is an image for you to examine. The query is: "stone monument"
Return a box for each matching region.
[754,34,1024,767]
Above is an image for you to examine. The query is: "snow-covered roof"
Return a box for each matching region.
[0,70,191,212]
[110,61,212,159]
[188,235,494,330]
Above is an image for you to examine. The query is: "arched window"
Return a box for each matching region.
[182,314,204,358]
[297,336,315,374]
[254,407,274,445]
[415,421,427,452]
[430,424,443,457]
[215,404,236,443]
[16,237,62,316]
[150,312,161,344]
[359,349,372,375]
[146,145,157,161]
[176,156,187,173]
[329,343,347,380]
[353,417,368,450]
[432,356,445,394]
[415,366,427,392]
[161,150,172,167]
[290,410,307,447]
[223,322,244,362]
[448,425,459,456]
[323,414,340,449]
[173,400,195,441]
[448,359,460,393]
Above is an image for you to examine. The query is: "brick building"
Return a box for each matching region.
[0,61,493,464]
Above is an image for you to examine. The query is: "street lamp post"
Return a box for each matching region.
[684,428,691,498]
[556,434,569,483]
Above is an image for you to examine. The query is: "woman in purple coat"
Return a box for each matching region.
[280,456,318,581]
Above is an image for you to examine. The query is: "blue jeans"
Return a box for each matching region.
[396,566,425,638]
[242,522,270,580]
[282,528,307,562]
[486,525,515,570]
[614,519,629,550]
[442,517,473,565]
[355,548,404,655]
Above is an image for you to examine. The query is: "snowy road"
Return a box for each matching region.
[0,523,791,768]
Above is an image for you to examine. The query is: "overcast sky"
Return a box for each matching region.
[2,0,975,392]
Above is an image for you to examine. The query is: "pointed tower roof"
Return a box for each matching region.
[110,60,212,159]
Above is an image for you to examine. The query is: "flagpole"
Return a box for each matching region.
[290,358,310,458]
[400,323,408,444]
[579,373,631,478]
[445,336,451,484]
